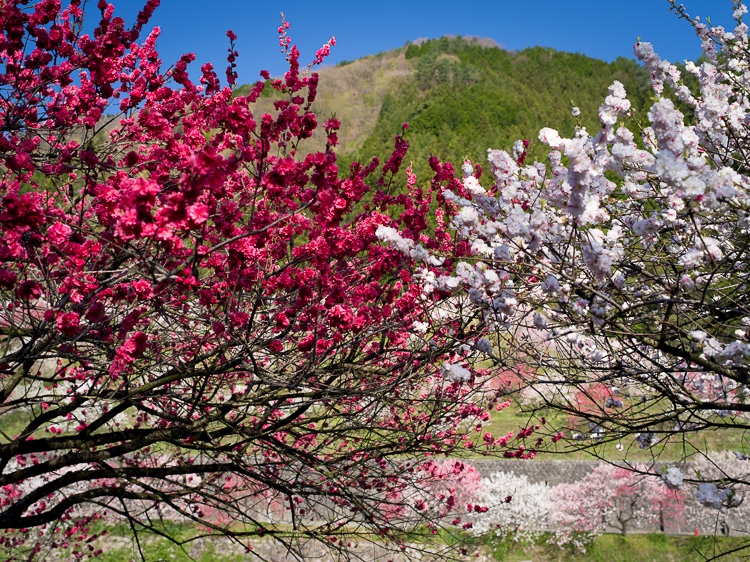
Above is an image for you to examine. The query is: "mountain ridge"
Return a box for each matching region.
[234,35,655,179]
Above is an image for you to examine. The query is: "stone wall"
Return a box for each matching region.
[469,458,603,486]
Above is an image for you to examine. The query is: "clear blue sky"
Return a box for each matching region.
[105,0,735,83]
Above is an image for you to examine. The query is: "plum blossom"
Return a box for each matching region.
[540,274,560,294]
[376,225,444,266]
[662,467,684,490]
[441,362,471,382]
[719,341,750,364]
[696,483,726,510]
[475,338,494,355]
[487,148,519,182]
[471,471,552,540]
[533,311,548,329]
[539,128,563,148]
[599,81,631,126]
[636,432,658,449]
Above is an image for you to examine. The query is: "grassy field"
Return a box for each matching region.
[3,391,746,462]
[472,392,749,462]
[486,533,750,562]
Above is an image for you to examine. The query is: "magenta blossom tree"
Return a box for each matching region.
[378,0,750,497]
[0,1,502,559]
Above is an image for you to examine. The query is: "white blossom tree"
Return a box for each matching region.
[373,8,750,552]
[470,471,552,542]
[379,0,750,486]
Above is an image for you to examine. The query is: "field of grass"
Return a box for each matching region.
[473,391,749,463]
[486,533,750,562]
[0,407,31,441]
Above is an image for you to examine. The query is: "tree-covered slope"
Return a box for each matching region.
[344,37,653,180]
[236,35,654,181]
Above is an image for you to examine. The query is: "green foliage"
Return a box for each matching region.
[339,37,653,186]
[230,36,660,190]
[231,80,275,99]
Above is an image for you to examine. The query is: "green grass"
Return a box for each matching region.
[0,408,32,442]
[485,533,750,562]
[94,540,244,562]
[473,396,749,462]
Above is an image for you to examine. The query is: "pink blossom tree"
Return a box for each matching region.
[380,459,482,530]
[0,1,504,559]
[550,463,685,538]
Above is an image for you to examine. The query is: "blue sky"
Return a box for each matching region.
[107,1,736,84]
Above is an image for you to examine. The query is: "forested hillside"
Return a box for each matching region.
[236,35,656,181]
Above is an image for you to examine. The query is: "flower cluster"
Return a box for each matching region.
[688,451,750,517]
[0,2,503,559]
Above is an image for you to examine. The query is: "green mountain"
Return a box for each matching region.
[236,36,655,182]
